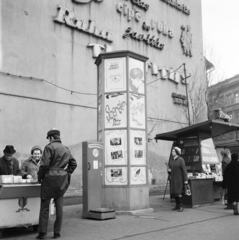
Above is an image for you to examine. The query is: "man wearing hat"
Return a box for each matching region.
[0,145,22,175]
[36,128,77,239]
[21,145,42,180]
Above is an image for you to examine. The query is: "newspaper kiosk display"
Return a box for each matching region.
[155,120,239,205]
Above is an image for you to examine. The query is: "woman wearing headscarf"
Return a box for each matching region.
[167,146,188,212]
[223,153,239,211]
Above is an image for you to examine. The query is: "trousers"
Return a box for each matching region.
[38,196,63,234]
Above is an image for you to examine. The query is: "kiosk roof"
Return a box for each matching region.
[155,120,239,141]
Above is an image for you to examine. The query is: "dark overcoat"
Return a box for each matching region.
[38,139,77,199]
[223,154,239,202]
[168,156,188,196]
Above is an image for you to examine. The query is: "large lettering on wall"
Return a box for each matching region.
[54,5,113,42]
[160,0,190,15]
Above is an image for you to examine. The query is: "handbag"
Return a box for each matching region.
[184,183,191,196]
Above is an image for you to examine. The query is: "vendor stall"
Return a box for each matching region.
[0,177,41,238]
[155,119,239,206]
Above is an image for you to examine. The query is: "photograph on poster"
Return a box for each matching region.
[105,130,127,165]
[105,167,127,185]
[111,150,123,160]
[130,130,146,165]
[110,137,122,146]
[130,167,146,185]
[134,137,142,145]
[105,93,127,128]
[135,150,143,158]
[128,58,145,95]
[105,57,126,92]
[130,94,145,129]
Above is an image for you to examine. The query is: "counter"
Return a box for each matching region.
[183,178,214,208]
[0,183,41,238]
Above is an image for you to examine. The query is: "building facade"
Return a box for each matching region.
[0,0,205,193]
[209,75,239,153]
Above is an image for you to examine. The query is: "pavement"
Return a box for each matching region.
[2,195,239,240]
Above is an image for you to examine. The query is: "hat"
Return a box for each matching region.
[31,145,42,155]
[3,145,16,154]
[173,147,181,155]
[46,128,60,139]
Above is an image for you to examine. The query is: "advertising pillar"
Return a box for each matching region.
[95,51,150,211]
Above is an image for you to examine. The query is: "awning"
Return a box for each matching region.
[155,120,239,141]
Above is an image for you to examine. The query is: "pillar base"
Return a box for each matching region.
[116,208,154,215]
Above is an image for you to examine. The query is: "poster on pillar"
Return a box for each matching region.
[129,58,145,95]
[105,93,127,128]
[105,57,126,92]
[130,167,146,185]
[105,130,127,165]
[130,130,146,165]
[105,167,127,185]
[130,94,145,129]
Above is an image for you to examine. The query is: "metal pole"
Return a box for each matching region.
[183,63,191,126]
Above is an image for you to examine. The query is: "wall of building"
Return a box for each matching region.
[0,0,205,191]
[210,75,239,151]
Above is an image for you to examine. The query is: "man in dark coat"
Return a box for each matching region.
[223,153,239,209]
[168,146,188,212]
[36,129,77,239]
[0,145,22,176]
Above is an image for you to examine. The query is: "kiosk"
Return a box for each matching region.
[155,119,239,207]
[0,182,41,238]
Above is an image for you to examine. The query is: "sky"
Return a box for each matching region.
[201,0,239,81]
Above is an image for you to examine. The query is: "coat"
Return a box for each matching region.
[221,156,231,175]
[38,139,77,199]
[21,156,40,180]
[222,155,239,202]
[168,156,188,196]
[0,157,22,176]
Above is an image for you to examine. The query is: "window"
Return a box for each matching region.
[226,94,233,105]
[235,110,239,124]
[235,92,239,104]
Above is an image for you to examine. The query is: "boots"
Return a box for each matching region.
[172,197,179,210]
[177,197,183,212]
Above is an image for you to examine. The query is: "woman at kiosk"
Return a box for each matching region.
[168,147,188,212]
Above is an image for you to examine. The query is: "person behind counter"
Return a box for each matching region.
[167,146,188,212]
[0,145,22,176]
[36,128,77,239]
[21,145,42,180]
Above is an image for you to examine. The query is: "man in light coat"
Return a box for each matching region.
[36,129,77,239]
